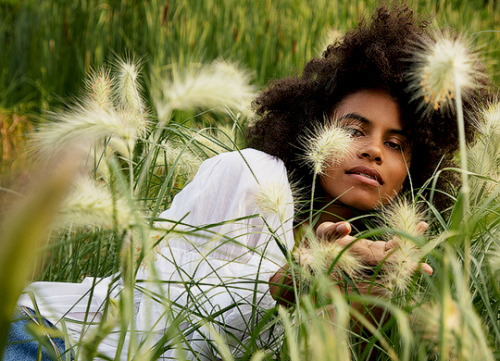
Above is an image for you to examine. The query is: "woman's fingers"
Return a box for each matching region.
[315,221,434,274]
[316,221,352,240]
[420,262,433,275]
[416,221,429,235]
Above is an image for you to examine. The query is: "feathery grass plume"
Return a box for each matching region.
[407,33,482,113]
[412,291,493,361]
[408,33,485,283]
[255,181,293,221]
[293,227,364,280]
[300,121,353,221]
[467,102,500,200]
[481,101,500,139]
[33,60,150,163]
[488,245,500,275]
[300,120,353,175]
[33,107,139,161]
[294,291,351,361]
[115,58,145,115]
[154,60,257,122]
[377,198,427,294]
[382,197,426,242]
[413,297,462,358]
[57,177,137,229]
[469,102,500,170]
[85,67,114,111]
[155,140,203,178]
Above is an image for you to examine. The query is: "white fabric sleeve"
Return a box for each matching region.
[136,149,295,358]
[151,148,294,275]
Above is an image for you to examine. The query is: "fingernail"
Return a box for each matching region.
[422,263,433,275]
[336,222,348,234]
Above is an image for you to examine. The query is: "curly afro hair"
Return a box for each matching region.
[247,4,492,214]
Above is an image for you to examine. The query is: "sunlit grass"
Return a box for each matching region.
[0,1,499,360]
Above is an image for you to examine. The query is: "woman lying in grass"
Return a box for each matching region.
[7,4,494,361]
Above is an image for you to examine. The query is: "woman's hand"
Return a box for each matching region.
[270,220,433,305]
[315,221,433,275]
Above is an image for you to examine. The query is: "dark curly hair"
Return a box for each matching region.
[247,4,491,215]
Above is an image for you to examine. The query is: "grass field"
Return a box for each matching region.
[0,1,499,360]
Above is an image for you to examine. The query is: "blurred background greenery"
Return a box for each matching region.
[0,0,498,111]
[0,2,498,359]
[0,0,498,191]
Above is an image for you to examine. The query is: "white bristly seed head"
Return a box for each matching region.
[467,102,500,198]
[85,67,114,111]
[301,121,353,175]
[156,140,203,178]
[57,177,137,229]
[33,107,139,160]
[481,102,500,139]
[407,34,483,114]
[154,60,257,121]
[255,182,293,221]
[413,297,462,354]
[116,59,145,115]
[32,60,150,162]
[383,197,426,242]
[377,198,427,294]
[293,228,365,278]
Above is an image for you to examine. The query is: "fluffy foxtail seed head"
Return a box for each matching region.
[57,177,137,229]
[255,182,293,221]
[467,102,500,198]
[413,298,461,349]
[85,67,113,111]
[377,255,416,295]
[116,59,145,115]
[480,102,500,141]
[154,60,257,122]
[301,121,353,175]
[382,197,426,242]
[376,198,427,294]
[157,140,203,178]
[408,34,483,113]
[32,60,149,162]
[293,227,365,278]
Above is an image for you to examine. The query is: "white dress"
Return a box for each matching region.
[18,148,295,360]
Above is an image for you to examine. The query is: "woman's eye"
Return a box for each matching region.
[345,127,363,137]
[386,141,402,150]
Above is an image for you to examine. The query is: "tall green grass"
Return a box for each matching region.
[0,0,498,113]
[0,1,499,360]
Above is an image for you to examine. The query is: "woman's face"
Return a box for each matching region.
[320,89,411,211]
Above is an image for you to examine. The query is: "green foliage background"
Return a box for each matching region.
[0,1,499,360]
[0,0,498,113]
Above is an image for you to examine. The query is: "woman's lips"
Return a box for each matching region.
[346,166,383,185]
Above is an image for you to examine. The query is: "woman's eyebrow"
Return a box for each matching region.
[338,113,408,137]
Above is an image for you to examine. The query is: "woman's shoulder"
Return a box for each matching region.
[208,148,284,168]
[200,148,288,184]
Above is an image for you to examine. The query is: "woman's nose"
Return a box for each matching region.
[358,138,383,163]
